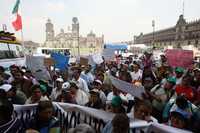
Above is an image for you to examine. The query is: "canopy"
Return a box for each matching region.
[104,43,128,50]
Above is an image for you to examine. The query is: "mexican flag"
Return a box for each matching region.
[12,0,22,31]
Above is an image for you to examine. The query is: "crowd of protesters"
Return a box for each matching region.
[0,51,200,133]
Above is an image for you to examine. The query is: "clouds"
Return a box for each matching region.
[46,1,66,12]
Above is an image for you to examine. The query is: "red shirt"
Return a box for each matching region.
[175,85,194,101]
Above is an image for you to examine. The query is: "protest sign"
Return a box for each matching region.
[102,49,115,61]
[109,75,145,99]
[165,49,193,68]
[92,53,104,64]
[51,53,69,70]
[26,56,51,81]
[26,56,45,72]
[44,58,55,67]
[80,57,88,66]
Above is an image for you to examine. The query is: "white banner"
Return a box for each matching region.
[147,123,192,133]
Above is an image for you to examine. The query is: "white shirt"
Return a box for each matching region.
[106,92,133,103]
[99,90,107,104]
[81,71,94,84]
[73,77,89,94]
[50,88,62,101]
[75,89,89,105]
[176,77,182,85]
[130,69,143,81]
[25,96,49,104]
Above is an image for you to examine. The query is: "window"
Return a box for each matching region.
[195,40,198,44]
[8,44,24,58]
[0,43,10,59]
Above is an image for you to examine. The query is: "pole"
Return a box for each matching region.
[19,0,25,50]
[152,20,155,48]
[182,0,185,16]
[78,23,80,57]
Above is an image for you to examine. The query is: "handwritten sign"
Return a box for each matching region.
[92,54,104,64]
[102,49,115,61]
[165,49,193,68]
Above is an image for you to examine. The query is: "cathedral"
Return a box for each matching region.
[42,17,104,55]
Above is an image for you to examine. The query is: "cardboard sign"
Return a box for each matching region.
[26,56,45,72]
[51,53,69,70]
[92,54,104,64]
[44,58,55,66]
[26,56,51,81]
[109,75,145,99]
[102,49,115,61]
[80,57,88,66]
[165,49,193,68]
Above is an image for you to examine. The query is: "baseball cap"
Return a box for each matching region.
[0,84,12,92]
[94,80,102,85]
[175,67,184,73]
[171,108,191,119]
[56,78,64,82]
[62,82,70,90]
[167,77,176,85]
[111,96,122,107]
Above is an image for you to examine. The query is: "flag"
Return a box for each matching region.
[12,14,22,31]
[12,0,22,31]
[12,0,20,14]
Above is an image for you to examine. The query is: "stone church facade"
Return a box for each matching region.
[134,15,200,49]
[42,17,104,54]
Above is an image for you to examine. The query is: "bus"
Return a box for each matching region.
[0,31,25,68]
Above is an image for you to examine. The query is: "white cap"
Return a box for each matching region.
[0,84,12,92]
[62,82,70,89]
[56,78,64,82]
[94,79,102,85]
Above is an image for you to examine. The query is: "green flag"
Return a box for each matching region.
[12,0,20,14]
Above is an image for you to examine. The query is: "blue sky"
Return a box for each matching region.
[0,0,200,43]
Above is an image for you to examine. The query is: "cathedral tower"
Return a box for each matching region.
[46,19,54,41]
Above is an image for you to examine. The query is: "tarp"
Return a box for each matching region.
[104,43,128,50]
[165,49,193,68]
[51,53,69,70]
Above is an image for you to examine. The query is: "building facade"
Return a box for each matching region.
[24,41,39,54]
[134,15,200,49]
[42,17,104,55]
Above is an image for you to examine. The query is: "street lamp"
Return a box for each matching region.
[152,20,155,48]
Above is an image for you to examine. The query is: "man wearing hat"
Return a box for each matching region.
[72,68,89,94]
[91,80,107,107]
[175,67,184,85]
[50,78,64,101]
[0,84,27,104]
[80,65,94,86]
[147,77,177,122]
